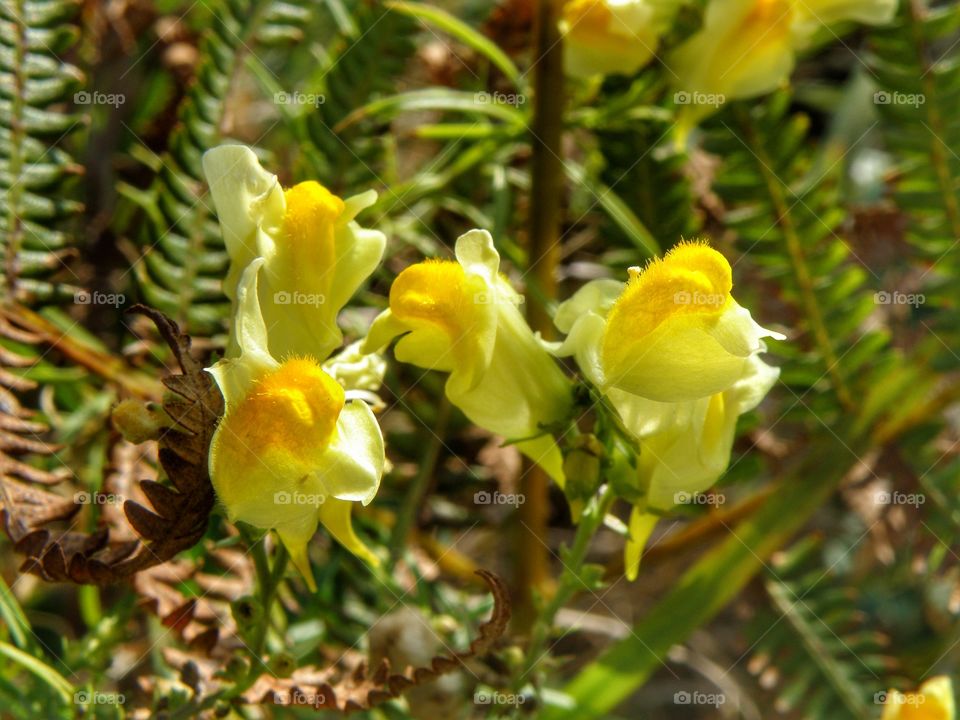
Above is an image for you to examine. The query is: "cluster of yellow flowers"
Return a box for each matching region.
[561,0,896,128]
[202,148,783,587]
[202,146,388,589]
[553,243,783,578]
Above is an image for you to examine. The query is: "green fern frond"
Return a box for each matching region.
[869,0,960,254]
[1,0,83,305]
[747,537,898,720]
[702,94,885,416]
[868,0,960,367]
[129,0,310,336]
[596,121,697,251]
[305,0,416,191]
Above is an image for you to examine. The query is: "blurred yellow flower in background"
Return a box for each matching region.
[560,0,678,78]
[670,0,896,129]
[203,145,386,360]
[881,676,955,720]
[364,229,574,484]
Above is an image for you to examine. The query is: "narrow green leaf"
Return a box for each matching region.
[386,1,521,84]
[565,161,661,257]
[0,641,74,703]
[542,438,858,720]
[0,576,31,649]
[336,88,528,131]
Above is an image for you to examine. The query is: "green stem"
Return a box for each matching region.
[250,541,289,660]
[542,432,864,720]
[390,396,452,561]
[517,484,616,688]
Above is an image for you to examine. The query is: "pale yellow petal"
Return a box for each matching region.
[601,242,781,402]
[624,507,658,581]
[201,145,285,301]
[561,0,671,78]
[208,358,345,529]
[670,0,795,127]
[276,512,320,592]
[387,258,497,383]
[319,400,385,504]
[318,498,380,568]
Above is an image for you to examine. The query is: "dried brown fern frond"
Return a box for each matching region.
[135,541,255,655]
[244,570,511,713]
[1,305,222,583]
[148,570,511,716]
[0,307,76,532]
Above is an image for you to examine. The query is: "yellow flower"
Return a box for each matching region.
[553,243,781,579]
[882,676,955,720]
[363,229,573,484]
[670,0,896,128]
[557,241,783,403]
[612,353,778,507]
[208,259,385,590]
[560,0,677,79]
[616,353,778,578]
[202,145,386,360]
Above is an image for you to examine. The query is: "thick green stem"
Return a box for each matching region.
[250,540,288,660]
[517,0,566,627]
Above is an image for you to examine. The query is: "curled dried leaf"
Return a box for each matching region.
[243,570,511,713]
[1,305,223,583]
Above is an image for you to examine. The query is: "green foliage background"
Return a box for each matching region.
[1,0,959,718]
